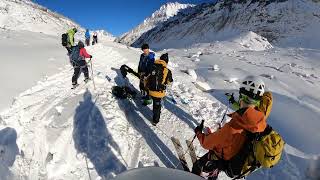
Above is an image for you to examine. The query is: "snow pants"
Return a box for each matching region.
[85,38,90,46]
[152,97,162,124]
[72,60,89,85]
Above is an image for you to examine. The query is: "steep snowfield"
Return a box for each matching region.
[0,32,319,179]
[0,29,70,111]
[132,0,320,50]
[116,2,194,46]
[0,0,79,35]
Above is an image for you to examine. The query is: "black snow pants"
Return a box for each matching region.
[152,97,162,124]
[72,60,89,85]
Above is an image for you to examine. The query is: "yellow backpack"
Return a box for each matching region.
[236,126,285,179]
[253,126,285,168]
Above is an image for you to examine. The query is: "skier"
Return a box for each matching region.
[85,29,90,46]
[70,41,92,88]
[145,53,173,126]
[192,76,273,179]
[92,32,98,45]
[66,27,78,54]
[138,43,155,105]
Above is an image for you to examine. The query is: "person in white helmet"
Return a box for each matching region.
[192,75,273,180]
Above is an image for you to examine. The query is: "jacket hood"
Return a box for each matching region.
[155,59,167,67]
[229,107,267,133]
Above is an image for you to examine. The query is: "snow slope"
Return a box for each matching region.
[116,2,194,46]
[0,0,80,35]
[0,32,319,179]
[0,29,70,111]
[132,0,320,50]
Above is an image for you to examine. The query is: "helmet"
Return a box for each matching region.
[239,75,265,100]
[78,41,84,48]
[73,28,78,32]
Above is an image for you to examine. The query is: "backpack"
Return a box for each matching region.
[70,46,82,63]
[112,86,136,99]
[147,64,168,91]
[61,33,68,47]
[225,125,285,179]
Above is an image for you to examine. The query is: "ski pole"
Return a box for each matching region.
[89,58,96,90]
[219,102,230,129]
[183,120,205,156]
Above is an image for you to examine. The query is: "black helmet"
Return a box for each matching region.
[73,28,78,32]
[160,53,169,63]
[78,41,84,48]
[141,43,149,50]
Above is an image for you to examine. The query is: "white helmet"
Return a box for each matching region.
[240,75,265,99]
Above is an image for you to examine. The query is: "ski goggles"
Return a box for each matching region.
[239,93,260,107]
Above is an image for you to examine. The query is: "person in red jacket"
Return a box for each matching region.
[71,41,92,88]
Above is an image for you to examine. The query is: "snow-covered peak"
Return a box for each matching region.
[149,2,193,20]
[116,2,194,45]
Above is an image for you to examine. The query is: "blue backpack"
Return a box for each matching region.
[70,46,81,62]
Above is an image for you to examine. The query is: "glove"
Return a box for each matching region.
[225,93,236,104]
[90,55,93,58]
[194,123,204,134]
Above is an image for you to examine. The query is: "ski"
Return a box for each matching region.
[171,137,190,171]
[186,139,197,164]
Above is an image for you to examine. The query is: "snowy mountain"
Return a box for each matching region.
[116,2,194,46]
[131,0,320,50]
[0,0,81,35]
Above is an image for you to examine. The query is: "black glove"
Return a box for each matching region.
[194,123,204,134]
[225,93,236,104]
[90,55,93,58]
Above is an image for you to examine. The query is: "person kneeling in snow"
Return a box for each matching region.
[192,76,273,179]
[70,41,92,88]
[144,53,173,126]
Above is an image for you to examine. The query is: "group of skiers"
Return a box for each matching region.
[61,27,285,179]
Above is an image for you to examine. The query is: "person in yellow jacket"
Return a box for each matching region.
[192,76,273,179]
[145,53,173,126]
[66,28,77,54]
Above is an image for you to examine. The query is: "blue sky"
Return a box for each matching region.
[32,0,212,36]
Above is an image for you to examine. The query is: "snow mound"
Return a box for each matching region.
[234,31,273,51]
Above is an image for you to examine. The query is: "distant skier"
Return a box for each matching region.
[138,43,155,105]
[70,41,92,89]
[64,27,77,55]
[85,29,90,46]
[192,76,284,179]
[145,53,173,126]
[92,32,98,45]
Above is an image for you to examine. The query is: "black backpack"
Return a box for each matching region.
[70,46,81,62]
[112,86,136,99]
[147,64,167,91]
[61,33,68,47]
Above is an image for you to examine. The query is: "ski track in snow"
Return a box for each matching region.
[0,42,228,180]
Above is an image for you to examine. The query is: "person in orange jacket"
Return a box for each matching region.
[192,76,273,179]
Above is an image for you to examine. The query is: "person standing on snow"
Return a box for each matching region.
[138,43,155,105]
[66,27,78,54]
[192,76,273,179]
[145,53,173,126]
[85,29,90,46]
[92,32,98,45]
[70,41,92,88]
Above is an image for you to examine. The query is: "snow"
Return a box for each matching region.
[0,0,319,180]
